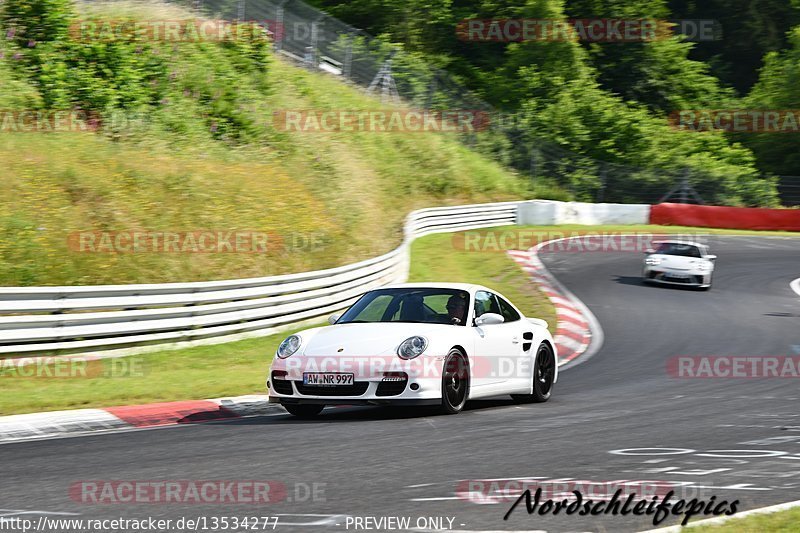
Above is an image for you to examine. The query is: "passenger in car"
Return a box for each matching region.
[446,294,467,325]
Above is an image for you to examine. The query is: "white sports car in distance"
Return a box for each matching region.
[267,283,557,417]
[643,240,716,289]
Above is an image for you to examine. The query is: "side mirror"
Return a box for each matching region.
[705,255,717,261]
[328,314,341,325]
[644,248,656,254]
[475,313,505,326]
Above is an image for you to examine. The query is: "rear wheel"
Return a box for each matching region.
[439,349,469,414]
[283,404,324,418]
[512,342,555,403]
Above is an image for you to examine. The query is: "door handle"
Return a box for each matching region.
[511,337,520,344]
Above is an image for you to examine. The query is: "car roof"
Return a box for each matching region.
[383,282,486,292]
[653,240,707,248]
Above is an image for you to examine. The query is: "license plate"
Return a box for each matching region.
[303,373,354,386]
[666,273,690,280]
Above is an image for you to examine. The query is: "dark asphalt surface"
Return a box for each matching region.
[2,235,799,532]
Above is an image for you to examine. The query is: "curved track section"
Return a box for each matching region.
[1,236,798,532]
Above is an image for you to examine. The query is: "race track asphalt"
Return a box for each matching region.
[2,235,799,532]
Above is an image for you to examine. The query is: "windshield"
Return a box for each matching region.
[337,288,471,326]
[655,243,703,258]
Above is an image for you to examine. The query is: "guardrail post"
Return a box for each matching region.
[309,14,326,69]
[343,33,354,79]
[274,0,290,52]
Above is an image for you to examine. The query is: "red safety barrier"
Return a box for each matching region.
[650,203,800,231]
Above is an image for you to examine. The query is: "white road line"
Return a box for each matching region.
[548,296,578,309]
[0,510,80,517]
[791,277,800,297]
[555,307,588,324]
[274,514,350,527]
[557,320,589,336]
[554,335,586,352]
[413,530,548,533]
[639,498,800,532]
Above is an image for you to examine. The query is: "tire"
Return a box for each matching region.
[512,342,556,404]
[283,404,324,418]
[439,349,469,414]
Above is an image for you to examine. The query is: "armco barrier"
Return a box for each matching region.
[0,201,520,357]
[650,203,800,231]
[517,201,650,226]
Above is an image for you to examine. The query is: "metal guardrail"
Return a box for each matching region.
[0,201,519,356]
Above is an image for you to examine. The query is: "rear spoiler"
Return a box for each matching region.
[527,317,549,330]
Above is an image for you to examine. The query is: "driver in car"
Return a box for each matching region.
[446,294,467,325]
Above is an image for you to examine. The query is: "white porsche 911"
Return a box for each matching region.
[267,283,557,417]
[642,240,716,290]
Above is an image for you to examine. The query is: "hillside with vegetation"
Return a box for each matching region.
[0,0,537,286]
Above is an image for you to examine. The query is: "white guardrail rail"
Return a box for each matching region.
[0,201,521,357]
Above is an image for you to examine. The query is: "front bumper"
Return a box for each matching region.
[643,267,711,287]
[269,396,441,406]
[267,355,446,404]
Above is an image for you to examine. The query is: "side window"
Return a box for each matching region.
[474,291,493,318]
[475,291,502,318]
[486,293,502,315]
[497,296,521,322]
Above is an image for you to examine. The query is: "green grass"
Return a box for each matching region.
[689,507,800,532]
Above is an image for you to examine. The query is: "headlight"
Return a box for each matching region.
[645,257,661,266]
[398,336,427,360]
[697,261,712,271]
[277,335,302,359]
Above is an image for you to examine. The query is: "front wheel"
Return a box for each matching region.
[439,349,469,414]
[512,342,555,403]
[283,404,324,418]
